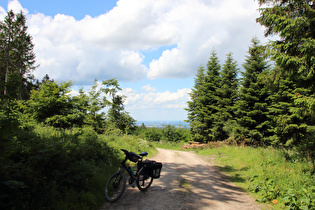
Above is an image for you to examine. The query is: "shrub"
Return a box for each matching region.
[0,125,119,209]
[144,127,162,141]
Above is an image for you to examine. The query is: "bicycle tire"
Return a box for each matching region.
[136,167,153,191]
[105,171,126,202]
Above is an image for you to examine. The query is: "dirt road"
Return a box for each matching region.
[100,148,261,210]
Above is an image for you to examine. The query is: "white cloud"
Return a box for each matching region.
[0,0,28,20]
[141,84,157,92]
[2,0,267,83]
[0,7,5,20]
[7,0,28,14]
[121,86,191,120]
[123,86,190,109]
[25,12,148,83]
[147,0,266,79]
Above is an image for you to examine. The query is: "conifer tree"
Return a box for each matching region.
[212,53,239,141]
[0,10,36,99]
[235,37,270,145]
[204,50,221,142]
[186,50,221,142]
[257,0,315,161]
[266,67,296,146]
[186,66,208,142]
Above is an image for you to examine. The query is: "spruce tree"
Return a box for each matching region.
[213,53,239,141]
[186,66,208,142]
[0,10,36,99]
[186,50,221,142]
[257,0,315,161]
[266,67,296,146]
[235,37,270,145]
[204,50,221,142]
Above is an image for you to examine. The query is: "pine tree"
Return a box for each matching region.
[0,10,36,99]
[266,67,296,146]
[257,0,315,162]
[186,50,221,142]
[186,66,208,142]
[235,37,270,145]
[204,50,221,142]
[212,52,239,141]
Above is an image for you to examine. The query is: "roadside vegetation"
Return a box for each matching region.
[153,140,314,210]
[196,146,315,210]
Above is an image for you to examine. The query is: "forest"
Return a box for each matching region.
[0,0,314,209]
[186,1,315,164]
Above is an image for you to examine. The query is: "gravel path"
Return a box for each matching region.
[100,148,261,210]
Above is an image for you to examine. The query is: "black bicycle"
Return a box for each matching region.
[105,149,162,202]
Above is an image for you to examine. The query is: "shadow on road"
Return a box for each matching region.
[101,150,259,210]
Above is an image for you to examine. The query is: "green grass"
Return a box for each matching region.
[143,140,315,209]
[195,146,315,209]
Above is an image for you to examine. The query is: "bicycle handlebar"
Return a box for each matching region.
[120,149,129,155]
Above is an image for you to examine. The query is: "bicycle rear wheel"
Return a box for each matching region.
[105,171,126,202]
[136,167,153,191]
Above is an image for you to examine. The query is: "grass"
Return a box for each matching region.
[195,146,315,209]
[178,177,193,194]
[140,140,315,209]
[12,126,312,210]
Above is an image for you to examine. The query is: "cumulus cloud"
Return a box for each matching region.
[147,0,266,79]
[8,0,28,14]
[141,84,157,92]
[1,0,267,83]
[0,7,5,20]
[26,12,148,83]
[121,85,191,120]
[122,85,190,110]
[0,0,28,20]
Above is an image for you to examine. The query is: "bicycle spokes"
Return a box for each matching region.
[105,172,126,202]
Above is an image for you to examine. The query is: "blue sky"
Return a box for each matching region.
[0,0,268,121]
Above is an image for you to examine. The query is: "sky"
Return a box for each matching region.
[0,0,269,121]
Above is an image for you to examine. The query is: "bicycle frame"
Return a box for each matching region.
[105,149,153,202]
[118,153,144,181]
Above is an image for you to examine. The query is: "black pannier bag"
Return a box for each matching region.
[143,160,163,179]
[152,162,162,178]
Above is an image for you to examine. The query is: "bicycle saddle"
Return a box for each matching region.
[139,152,148,157]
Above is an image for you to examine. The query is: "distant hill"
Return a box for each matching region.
[136,121,189,128]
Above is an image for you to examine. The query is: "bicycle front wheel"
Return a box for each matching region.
[136,167,153,191]
[105,171,126,202]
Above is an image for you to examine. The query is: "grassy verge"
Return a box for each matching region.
[143,141,315,209]
[195,146,315,209]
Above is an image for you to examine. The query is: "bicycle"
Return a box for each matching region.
[105,149,162,202]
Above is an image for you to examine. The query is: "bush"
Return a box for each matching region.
[144,127,162,141]
[101,134,156,156]
[136,125,191,142]
[0,125,119,209]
